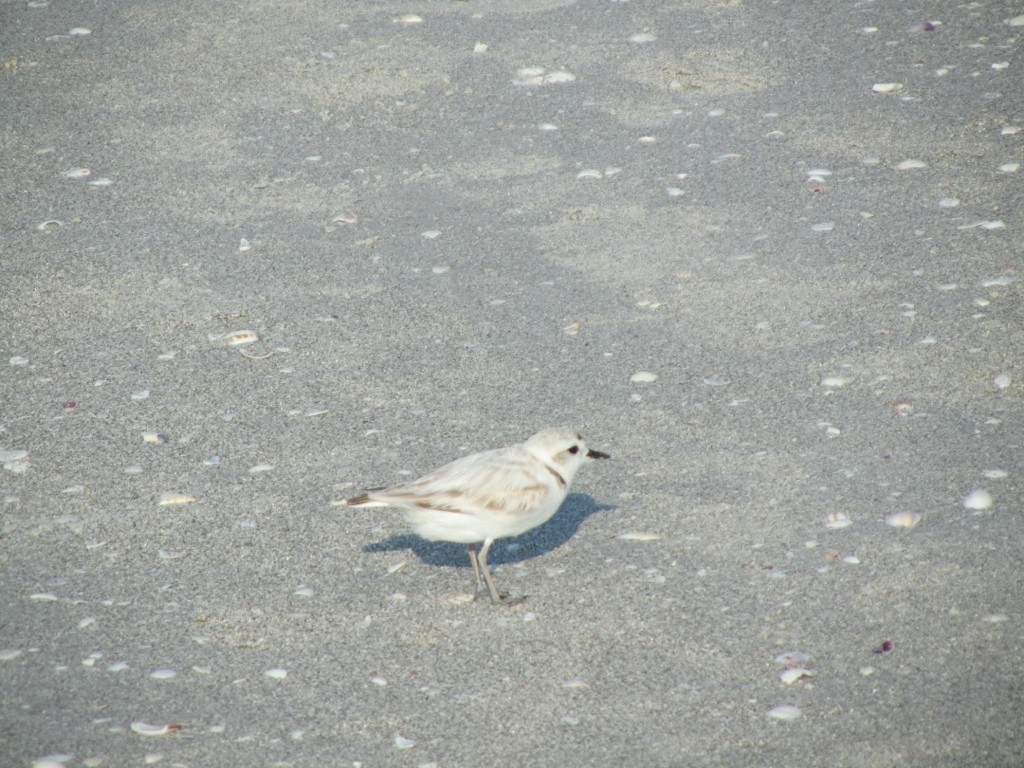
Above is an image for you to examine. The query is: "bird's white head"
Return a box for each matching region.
[523,426,610,485]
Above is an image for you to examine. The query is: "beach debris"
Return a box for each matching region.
[130,722,182,736]
[767,704,801,721]
[824,512,852,529]
[780,668,816,685]
[885,511,921,528]
[158,492,196,506]
[630,371,658,383]
[618,532,661,541]
[962,489,993,510]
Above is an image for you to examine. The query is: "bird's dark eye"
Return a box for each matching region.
[568,445,580,454]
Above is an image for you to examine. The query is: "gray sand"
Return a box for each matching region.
[2,2,1022,766]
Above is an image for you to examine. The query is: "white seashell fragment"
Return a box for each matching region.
[824,512,852,529]
[1007,15,1024,26]
[631,371,658,383]
[157,492,196,506]
[630,32,657,43]
[108,661,129,672]
[666,187,685,197]
[958,220,1006,230]
[992,62,1009,70]
[0,649,23,661]
[150,669,177,679]
[563,322,580,336]
[30,592,58,601]
[332,212,358,226]
[421,229,441,239]
[131,722,180,736]
[131,390,150,400]
[78,616,96,629]
[872,83,903,93]
[618,532,661,541]
[37,220,62,231]
[542,70,575,85]
[87,177,113,186]
[983,614,1009,623]
[843,555,861,564]
[248,464,274,474]
[69,27,91,35]
[394,735,416,749]
[0,449,29,462]
[886,511,921,528]
[514,67,574,86]
[998,163,1020,173]
[294,586,315,597]
[576,168,602,179]
[397,14,423,24]
[820,375,851,388]
[810,222,834,232]
[993,373,1012,390]
[894,159,927,170]
[767,705,801,721]
[431,265,450,274]
[225,330,259,346]
[265,668,288,679]
[65,167,91,178]
[31,760,66,768]
[780,668,816,684]
[473,42,488,54]
[962,489,993,510]
[938,197,960,208]
[1002,126,1020,135]
[983,469,1008,480]
[776,651,809,666]
[238,238,251,252]
[387,560,408,574]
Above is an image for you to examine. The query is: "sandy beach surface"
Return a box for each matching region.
[2,2,1022,766]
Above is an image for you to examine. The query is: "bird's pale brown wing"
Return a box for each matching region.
[366,448,551,517]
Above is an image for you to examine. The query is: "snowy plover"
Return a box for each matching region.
[343,427,609,603]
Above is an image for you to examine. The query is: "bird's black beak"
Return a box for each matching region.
[587,449,610,459]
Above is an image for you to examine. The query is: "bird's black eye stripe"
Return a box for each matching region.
[568,445,580,454]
